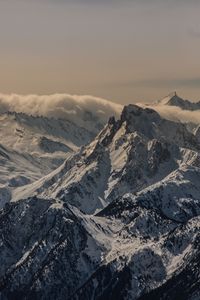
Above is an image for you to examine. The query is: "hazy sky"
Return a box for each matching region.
[0,0,200,103]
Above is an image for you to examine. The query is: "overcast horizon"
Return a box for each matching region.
[0,0,200,104]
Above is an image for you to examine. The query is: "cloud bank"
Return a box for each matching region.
[0,93,122,128]
[138,103,200,125]
[0,93,199,130]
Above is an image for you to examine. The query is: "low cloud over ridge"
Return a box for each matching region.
[0,93,122,127]
[0,93,199,127]
[138,103,200,125]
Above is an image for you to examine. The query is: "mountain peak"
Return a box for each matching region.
[160,93,200,111]
[121,104,159,122]
[121,104,142,121]
[121,104,160,132]
[160,92,182,105]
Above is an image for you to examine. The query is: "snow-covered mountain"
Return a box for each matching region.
[13,105,200,211]
[0,110,110,209]
[0,103,200,299]
[0,111,97,154]
[160,92,200,111]
[143,92,200,131]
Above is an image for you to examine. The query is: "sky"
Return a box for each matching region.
[0,0,200,104]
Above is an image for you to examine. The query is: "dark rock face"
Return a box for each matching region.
[39,136,73,153]
[0,197,101,300]
[139,235,200,300]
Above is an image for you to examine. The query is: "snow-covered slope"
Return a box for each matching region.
[0,111,97,154]
[0,110,107,207]
[1,104,200,299]
[0,142,55,208]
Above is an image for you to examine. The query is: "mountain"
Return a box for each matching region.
[146,92,200,131]
[0,111,97,153]
[0,104,200,299]
[13,104,200,211]
[160,92,200,111]
[0,93,123,209]
[0,111,106,209]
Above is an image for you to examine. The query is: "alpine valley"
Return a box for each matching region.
[0,94,200,300]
